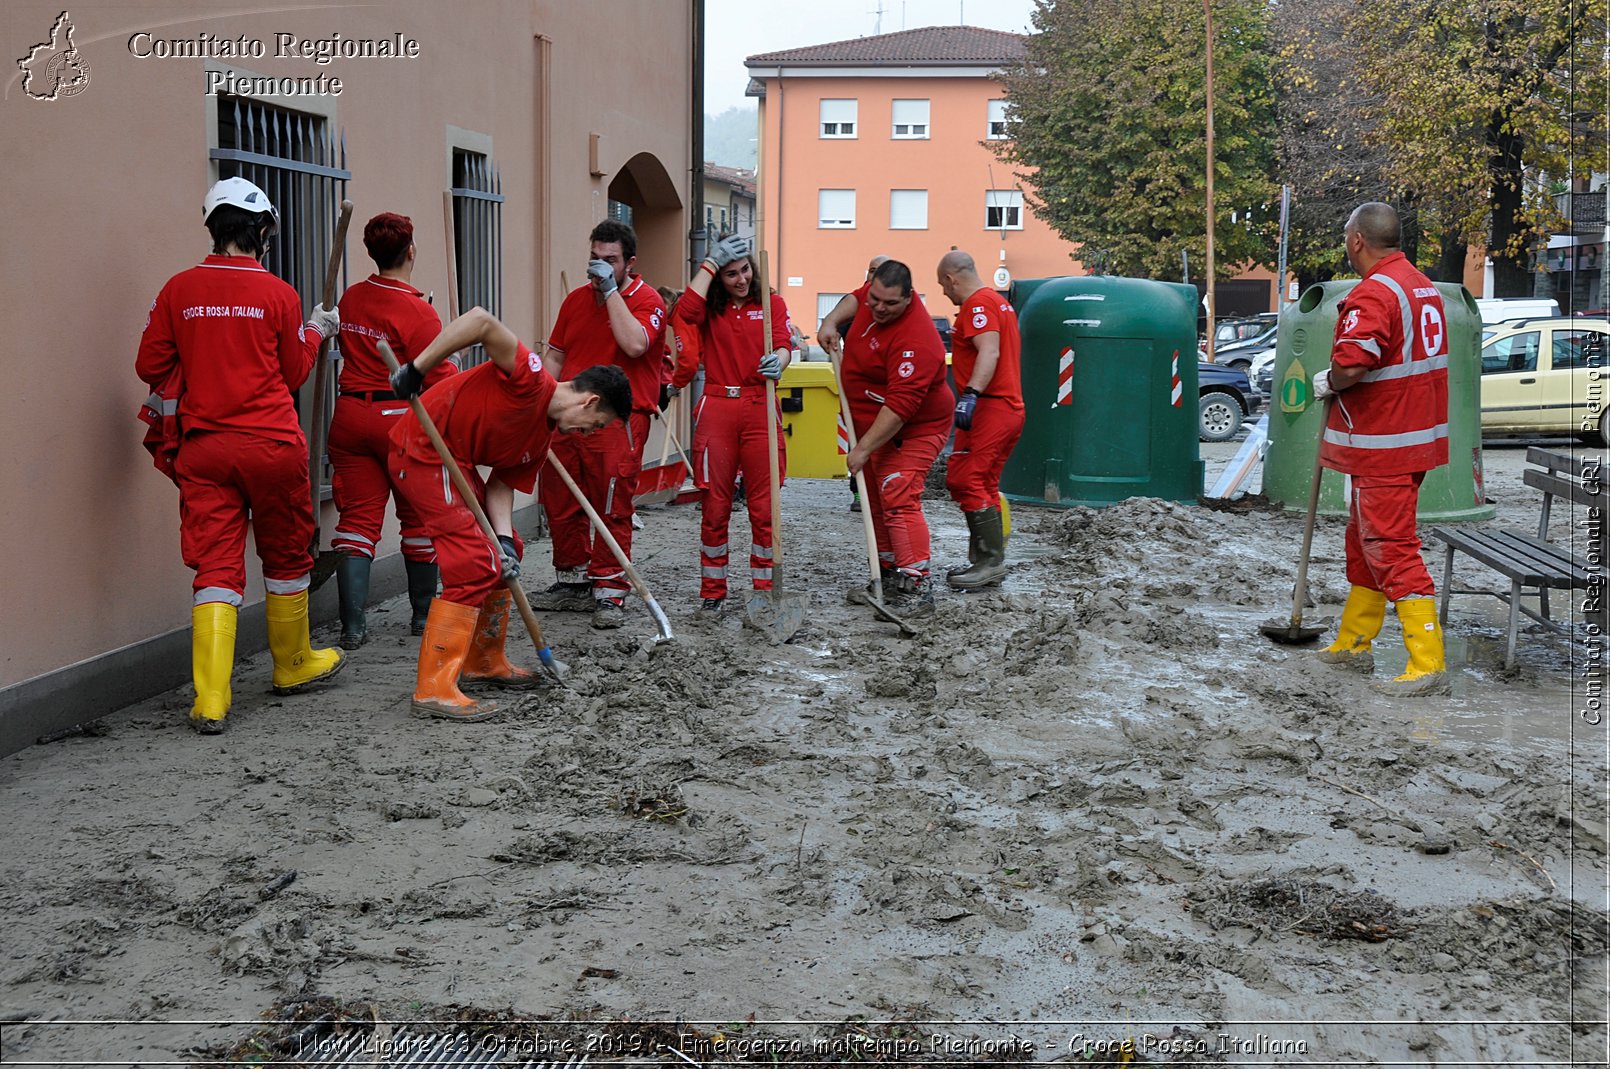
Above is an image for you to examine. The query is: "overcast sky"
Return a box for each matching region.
[704,0,1040,114]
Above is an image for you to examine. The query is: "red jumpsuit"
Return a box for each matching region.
[136,254,323,606]
[388,344,554,607]
[540,276,667,601]
[670,287,793,601]
[842,289,955,580]
[1319,251,1450,602]
[330,275,455,564]
[945,286,1025,512]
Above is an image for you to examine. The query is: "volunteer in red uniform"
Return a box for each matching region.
[818,254,890,514]
[388,308,632,722]
[841,259,956,613]
[1313,202,1451,695]
[330,212,457,650]
[669,234,794,614]
[135,177,346,734]
[936,250,1024,589]
[534,220,667,629]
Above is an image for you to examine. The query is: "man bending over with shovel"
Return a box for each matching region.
[388,308,632,721]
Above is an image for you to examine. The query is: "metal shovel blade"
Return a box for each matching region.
[744,590,807,644]
[1258,616,1327,645]
[846,587,921,637]
[308,549,343,592]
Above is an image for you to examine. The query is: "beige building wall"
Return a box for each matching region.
[0,0,694,742]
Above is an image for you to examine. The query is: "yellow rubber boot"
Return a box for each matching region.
[413,598,499,722]
[1375,596,1450,696]
[190,603,237,734]
[460,588,536,689]
[1317,585,1388,673]
[265,591,346,694]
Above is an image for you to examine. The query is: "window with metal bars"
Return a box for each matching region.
[451,149,505,369]
[210,94,350,489]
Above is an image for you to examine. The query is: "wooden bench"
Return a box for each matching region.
[1432,447,1605,669]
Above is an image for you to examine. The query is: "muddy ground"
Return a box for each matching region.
[0,438,1606,1067]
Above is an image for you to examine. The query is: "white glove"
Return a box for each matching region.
[587,259,618,296]
[1312,368,1332,399]
[758,352,783,380]
[306,304,340,340]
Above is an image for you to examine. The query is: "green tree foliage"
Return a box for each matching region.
[995,0,1280,279]
[1348,0,1608,296]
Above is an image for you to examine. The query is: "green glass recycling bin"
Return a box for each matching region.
[1264,280,1493,522]
[1000,275,1203,507]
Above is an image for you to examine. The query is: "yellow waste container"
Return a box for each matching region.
[776,362,847,478]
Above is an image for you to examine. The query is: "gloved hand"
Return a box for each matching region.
[306,304,340,340]
[758,352,783,380]
[587,259,618,296]
[1312,368,1332,399]
[389,359,426,399]
[954,388,979,430]
[708,234,750,269]
[497,534,521,582]
[659,383,678,411]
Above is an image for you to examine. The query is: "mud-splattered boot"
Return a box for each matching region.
[404,560,439,636]
[335,553,371,650]
[1317,585,1387,673]
[947,509,1007,590]
[266,591,346,694]
[412,598,499,722]
[190,602,236,735]
[1374,597,1450,696]
[460,589,537,689]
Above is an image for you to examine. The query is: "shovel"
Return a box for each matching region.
[1260,396,1332,645]
[827,348,919,637]
[377,341,570,684]
[308,199,355,591]
[743,252,807,644]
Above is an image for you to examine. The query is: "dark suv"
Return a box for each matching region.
[1198,362,1261,442]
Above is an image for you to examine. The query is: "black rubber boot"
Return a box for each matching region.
[335,554,371,650]
[947,509,1007,590]
[946,516,985,578]
[405,560,439,636]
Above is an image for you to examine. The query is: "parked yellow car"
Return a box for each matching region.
[1480,317,1610,443]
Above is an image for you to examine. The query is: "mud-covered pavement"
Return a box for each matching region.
[0,441,1605,1067]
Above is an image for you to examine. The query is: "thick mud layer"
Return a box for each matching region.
[0,442,1604,1066]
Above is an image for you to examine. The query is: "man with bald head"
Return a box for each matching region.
[1312,202,1450,696]
[936,250,1023,588]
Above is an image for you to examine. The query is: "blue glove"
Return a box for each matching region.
[954,389,979,430]
[708,234,750,269]
[587,259,618,296]
[758,352,783,380]
[497,534,521,581]
[389,359,426,400]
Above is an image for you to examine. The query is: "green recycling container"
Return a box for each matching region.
[1264,280,1493,522]
[999,275,1203,507]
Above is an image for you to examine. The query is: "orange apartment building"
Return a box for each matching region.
[0,0,699,754]
[744,26,1088,329]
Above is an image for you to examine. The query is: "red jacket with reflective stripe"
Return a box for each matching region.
[1319,252,1450,476]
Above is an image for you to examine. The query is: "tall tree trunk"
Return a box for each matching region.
[1432,231,1469,285]
[1487,124,1531,297]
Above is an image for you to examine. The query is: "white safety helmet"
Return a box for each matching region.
[202,177,279,231]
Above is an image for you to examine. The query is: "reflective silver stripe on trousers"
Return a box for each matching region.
[751,567,773,580]
[604,478,616,516]
[195,586,244,607]
[702,566,727,578]
[401,536,433,548]
[265,575,311,595]
[331,530,376,549]
[702,542,729,557]
[1360,353,1448,384]
[1322,422,1450,449]
[751,543,773,560]
[440,467,452,505]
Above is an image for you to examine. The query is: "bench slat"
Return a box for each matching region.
[1526,446,1605,482]
[1522,466,1606,510]
[1432,526,1591,587]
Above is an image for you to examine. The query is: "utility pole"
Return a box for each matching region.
[1276,184,1291,311]
[1203,0,1216,362]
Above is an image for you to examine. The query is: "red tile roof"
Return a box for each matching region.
[746,25,1026,67]
[704,162,756,196]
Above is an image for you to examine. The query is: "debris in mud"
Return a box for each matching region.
[1189,877,1407,942]
[618,780,689,822]
[378,801,440,822]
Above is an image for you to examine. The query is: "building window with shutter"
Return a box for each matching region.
[891,99,929,139]
[985,189,1023,230]
[818,189,856,229]
[889,189,928,230]
[820,98,857,138]
[450,146,505,367]
[986,99,1012,140]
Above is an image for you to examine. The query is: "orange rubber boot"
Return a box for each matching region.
[411,598,499,722]
[460,588,536,688]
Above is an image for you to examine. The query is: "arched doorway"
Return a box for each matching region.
[608,152,684,289]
